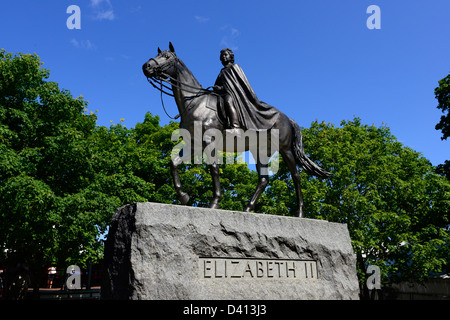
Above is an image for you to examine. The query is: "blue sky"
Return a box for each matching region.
[1,0,449,167]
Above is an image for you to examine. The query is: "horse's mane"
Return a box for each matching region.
[171,53,202,89]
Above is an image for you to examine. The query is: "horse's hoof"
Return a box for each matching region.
[180,192,190,205]
[209,201,220,209]
[294,210,304,218]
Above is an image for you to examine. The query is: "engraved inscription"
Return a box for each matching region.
[199,258,318,279]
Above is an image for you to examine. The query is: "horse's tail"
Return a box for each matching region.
[290,118,331,179]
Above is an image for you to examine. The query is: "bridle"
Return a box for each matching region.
[145,54,216,120]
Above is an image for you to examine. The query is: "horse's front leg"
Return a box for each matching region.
[170,154,190,205]
[209,162,222,209]
[203,132,222,209]
[244,162,269,212]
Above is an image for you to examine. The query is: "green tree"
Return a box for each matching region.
[435,73,450,141]
[273,118,450,294]
[0,49,100,294]
[434,72,450,179]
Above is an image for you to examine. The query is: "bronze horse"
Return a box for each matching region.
[142,43,330,217]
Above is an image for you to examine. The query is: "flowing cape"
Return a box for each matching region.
[215,64,279,130]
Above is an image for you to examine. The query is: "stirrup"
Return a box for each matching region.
[225,127,243,137]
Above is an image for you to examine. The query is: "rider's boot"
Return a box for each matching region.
[225,105,242,138]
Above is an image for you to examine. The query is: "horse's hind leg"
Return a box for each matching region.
[280,149,304,218]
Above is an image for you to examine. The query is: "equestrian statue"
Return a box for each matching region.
[142,42,330,218]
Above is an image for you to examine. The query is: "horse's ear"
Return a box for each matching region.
[169,42,175,53]
[158,47,162,54]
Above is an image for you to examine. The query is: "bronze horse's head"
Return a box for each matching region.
[142,42,177,80]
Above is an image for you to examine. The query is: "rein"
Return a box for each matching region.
[146,59,217,120]
[147,73,214,97]
[146,76,179,120]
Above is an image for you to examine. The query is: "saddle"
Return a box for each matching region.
[205,93,228,127]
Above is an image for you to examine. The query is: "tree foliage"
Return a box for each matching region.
[434,72,450,179]
[435,73,450,141]
[0,50,94,293]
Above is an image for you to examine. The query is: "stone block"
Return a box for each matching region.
[101,202,359,300]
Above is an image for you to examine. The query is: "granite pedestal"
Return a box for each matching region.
[101,202,359,300]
